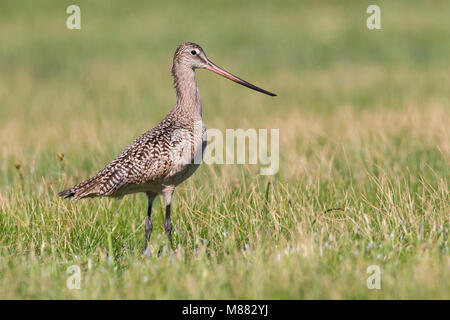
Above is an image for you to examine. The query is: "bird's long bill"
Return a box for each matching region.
[206,61,277,97]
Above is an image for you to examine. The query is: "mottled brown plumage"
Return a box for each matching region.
[59,42,276,251]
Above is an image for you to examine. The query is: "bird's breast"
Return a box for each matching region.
[163,121,206,185]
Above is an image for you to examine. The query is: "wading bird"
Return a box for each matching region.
[59,43,276,251]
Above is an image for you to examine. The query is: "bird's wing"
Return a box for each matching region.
[59,120,194,199]
[96,127,176,195]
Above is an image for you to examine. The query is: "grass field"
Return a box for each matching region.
[0,0,449,299]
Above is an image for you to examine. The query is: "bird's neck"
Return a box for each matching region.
[171,64,202,119]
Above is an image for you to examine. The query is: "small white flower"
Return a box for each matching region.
[366,242,372,249]
[143,276,149,283]
[398,218,403,225]
[244,243,249,250]
[378,244,383,248]
[377,253,382,259]
[222,231,227,237]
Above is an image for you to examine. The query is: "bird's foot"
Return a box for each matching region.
[142,244,153,257]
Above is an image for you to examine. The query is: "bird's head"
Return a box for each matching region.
[173,42,276,97]
[173,42,208,69]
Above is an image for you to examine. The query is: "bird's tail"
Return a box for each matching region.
[58,174,103,200]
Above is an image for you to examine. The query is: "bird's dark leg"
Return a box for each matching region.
[164,204,172,247]
[162,187,175,248]
[144,193,156,254]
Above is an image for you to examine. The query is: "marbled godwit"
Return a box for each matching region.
[59,42,276,250]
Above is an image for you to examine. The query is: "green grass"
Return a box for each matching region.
[0,0,449,299]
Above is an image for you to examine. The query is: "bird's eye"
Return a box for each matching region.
[190,50,197,55]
